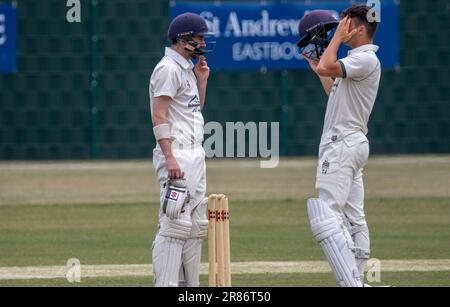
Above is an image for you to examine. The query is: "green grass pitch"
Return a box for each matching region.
[0,156,449,286]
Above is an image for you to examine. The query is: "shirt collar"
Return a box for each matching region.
[348,44,379,55]
[165,47,194,70]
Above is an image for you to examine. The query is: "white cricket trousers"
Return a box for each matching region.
[315,132,370,227]
[153,145,207,213]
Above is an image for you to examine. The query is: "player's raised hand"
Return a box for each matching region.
[335,16,358,44]
[195,56,210,83]
[303,51,320,75]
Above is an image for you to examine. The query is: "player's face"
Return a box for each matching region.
[185,35,207,60]
[192,35,206,49]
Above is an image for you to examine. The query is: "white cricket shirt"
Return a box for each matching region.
[150,47,204,146]
[321,44,381,143]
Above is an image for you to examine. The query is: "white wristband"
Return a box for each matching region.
[153,123,171,141]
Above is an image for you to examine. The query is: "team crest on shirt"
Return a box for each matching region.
[186,80,191,88]
[322,159,330,174]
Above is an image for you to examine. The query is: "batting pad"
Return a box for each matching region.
[152,236,185,287]
[181,238,203,287]
[307,198,363,287]
[179,198,209,287]
[159,218,192,240]
[190,198,209,238]
[350,224,371,279]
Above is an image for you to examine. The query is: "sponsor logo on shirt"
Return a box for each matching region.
[188,95,201,108]
[330,82,339,96]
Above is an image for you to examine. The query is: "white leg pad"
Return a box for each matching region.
[181,198,209,287]
[181,238,203,287]
[159,218,192,240]
[349,224,371,279]
[152,235,185,287]
[190,198,209,238]
[307,198,363,287]
[153,217,192,287]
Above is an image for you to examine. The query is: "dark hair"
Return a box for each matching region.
[341,4,378,38]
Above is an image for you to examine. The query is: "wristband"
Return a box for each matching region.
[153,123,171,141]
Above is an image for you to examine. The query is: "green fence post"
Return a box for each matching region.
[89,0,99,159]
[280,70,289,156]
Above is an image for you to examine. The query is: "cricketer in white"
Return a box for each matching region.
[149,13,214,287]
[303,6,381,287]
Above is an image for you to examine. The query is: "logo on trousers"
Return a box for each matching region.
[322,159,330,174]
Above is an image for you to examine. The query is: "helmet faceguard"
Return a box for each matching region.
[168,13,216,58]
[175,31,216,57]
[297,10,339,60]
